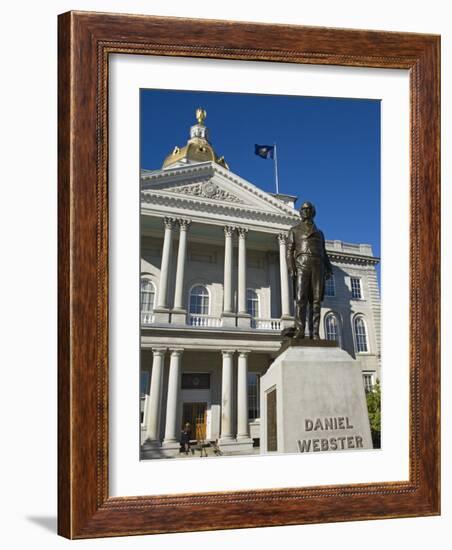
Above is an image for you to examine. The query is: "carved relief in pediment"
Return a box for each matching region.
[170,181,245,204]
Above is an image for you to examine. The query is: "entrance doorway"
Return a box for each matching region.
[182,402,207,441]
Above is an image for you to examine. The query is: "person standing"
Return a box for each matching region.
[180,422,192,455]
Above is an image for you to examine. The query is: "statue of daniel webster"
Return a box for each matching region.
[287,201,333,340]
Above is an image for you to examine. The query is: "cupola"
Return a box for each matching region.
[162,108,229,170]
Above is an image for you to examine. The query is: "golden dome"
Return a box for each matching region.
[162,108,229,170]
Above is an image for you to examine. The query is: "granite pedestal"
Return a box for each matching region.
[260,340,373,454]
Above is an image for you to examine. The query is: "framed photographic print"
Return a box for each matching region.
[58,11,440,538]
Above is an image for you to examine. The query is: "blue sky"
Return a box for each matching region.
[140,89,380,261]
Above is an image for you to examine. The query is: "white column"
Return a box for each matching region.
[236,350,250,440]
[156,217,175,309]
[223,226,234,314]
[237,227,248,314]
[237,227,250,327]
[163,348,183,447]
[145,348,166,442]
[278,233,291,318]
[219,350,234,442]
[173,219,191,316]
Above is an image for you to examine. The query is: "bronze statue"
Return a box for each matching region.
[287,201,333,339]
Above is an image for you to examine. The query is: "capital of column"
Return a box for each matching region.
[221,349,235,358]
[178,218,191,231]
[277,232,288,245]
[169,347,184,357]
[237,349,251,358]
[222,227,234,319]
[237,227,248,239]
[151,347,167,357]
[224,225,236,237]
[163,217,176,230]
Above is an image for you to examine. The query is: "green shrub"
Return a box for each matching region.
[366,380,381,448]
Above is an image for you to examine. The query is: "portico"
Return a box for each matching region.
[143,215,295,331]
[142,346,268,457]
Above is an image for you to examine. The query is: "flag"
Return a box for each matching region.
[254,144,275,159]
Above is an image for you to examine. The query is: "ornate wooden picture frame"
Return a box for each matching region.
[58,11,440,538]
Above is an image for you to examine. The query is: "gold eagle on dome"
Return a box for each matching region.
[196,107,207,125]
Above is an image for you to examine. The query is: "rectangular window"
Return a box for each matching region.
[363,373,374,393]
[351,277,362,299]
[325,274,336,297]
[248,372,260,420]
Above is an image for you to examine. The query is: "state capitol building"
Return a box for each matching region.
[139,109,380,458]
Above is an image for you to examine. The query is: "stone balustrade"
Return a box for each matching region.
[188,314,222,327]
[141,312,155,325]
[252,318,281,331]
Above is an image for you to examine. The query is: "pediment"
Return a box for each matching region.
[148,177,246,205]
[141,162,298,217]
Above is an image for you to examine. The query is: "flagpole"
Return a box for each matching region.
[273,142,280,194]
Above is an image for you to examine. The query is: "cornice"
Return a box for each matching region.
[141,191,299,226]
[141,164,213,187]
[328,252,380,266]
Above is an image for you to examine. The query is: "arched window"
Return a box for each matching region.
[140,278,155,312]
[354,316,368,353]
[325,312,340,342]
[189,285,209,315]
[246,289,259,318]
